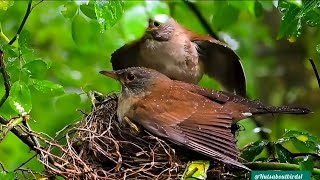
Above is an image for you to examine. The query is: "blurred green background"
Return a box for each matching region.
[0,0,319,176]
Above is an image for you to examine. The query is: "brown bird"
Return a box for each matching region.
[100,67,310,170]
[111,17,246,96]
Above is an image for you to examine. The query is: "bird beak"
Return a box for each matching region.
[144,29,154,39]
[99,70,119,80]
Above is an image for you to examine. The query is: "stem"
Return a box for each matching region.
[309,59,320,89]
[0,50,11,108]
[245,162,320,175]
[182,0,219,40]
[0,24,10,43]
[8,0,32,45]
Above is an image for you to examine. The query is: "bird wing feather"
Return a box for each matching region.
[190,34,246,96]
[129,86,248,169]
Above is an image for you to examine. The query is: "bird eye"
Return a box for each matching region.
[153,21,160,27]
[126,73,135,81]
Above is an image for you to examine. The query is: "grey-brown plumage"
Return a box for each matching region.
[111,17,247,96]
[100,67,310,170]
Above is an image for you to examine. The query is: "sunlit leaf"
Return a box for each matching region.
[299,155,314,171]
[61,1,78,19]
[145,1,170,20]
[32,79,64,96]
[241,140,269,161]
[181,160,210,180]
[8,81,32,115]
[80,2,96,19]
[297,135,309,142]
[275,144,293,163]
[0,0,14,11]
[22,60,48,79]
[120,5,148,42]
[94,0,124,30]
[72,15,91,45]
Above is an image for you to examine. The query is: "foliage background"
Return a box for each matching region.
[0,0,319,177]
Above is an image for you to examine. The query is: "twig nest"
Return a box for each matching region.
[42,93,243,179]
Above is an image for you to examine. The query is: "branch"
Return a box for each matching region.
[8,0,32,45]
[0,115,37,152]
[0,115,56,167]
[309,58,320,89]
[0,50,11,108]
[245,162,320,175]
[182,0,219,40]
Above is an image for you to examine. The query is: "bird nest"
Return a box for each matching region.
[36,93,246,180]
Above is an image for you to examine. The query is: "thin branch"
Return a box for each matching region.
[182,0,219,40]
[309,58,320,89]
[8,0,32,45]
[14,154,37,171]
[0,115,56,167]
[0,50,11,108]
[245,162,320,174]
[0,115,37,152]
[0,161,7,173]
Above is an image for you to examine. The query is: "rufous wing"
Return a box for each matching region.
[191,35,246,96]
[129,86,249,170]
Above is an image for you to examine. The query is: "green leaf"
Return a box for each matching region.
[18,30,30,49]
[283,130,304,138]
[181,160,210,180]
[94,0,124,30]
[299,156,314,171]
[275,144,293,163]
[277,0,319,39]
[145,1,170,20]
[22,60,48,79]
[241,140,269,161]
[61,1,78,19]
[18,30,35,62]
[305,10,320,27]
[254,1,264,18]
[283,130,320,152]
[120,5,148,42]
[0,0,14,11]
[316,44,320,54]
[211,2,240,31]
[0,171,15,180]
[1,44,18,67]
[72,15,91,45]
[80,2,96,19]
[32,79,64,96]
[8,81,32,115]
[277,1,301,39]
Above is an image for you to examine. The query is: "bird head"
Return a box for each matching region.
[145,17,175,41]
[100,67,170,95]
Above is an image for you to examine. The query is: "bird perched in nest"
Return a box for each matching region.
[100,67,310,170]
[111,17,246,96]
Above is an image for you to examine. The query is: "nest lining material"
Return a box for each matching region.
[39,93,245,179]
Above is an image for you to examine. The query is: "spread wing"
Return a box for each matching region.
[129,86,248,170]
[191,34,246,96]
[111,41,141,70]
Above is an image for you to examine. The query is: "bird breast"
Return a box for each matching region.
[139,37,203,83]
